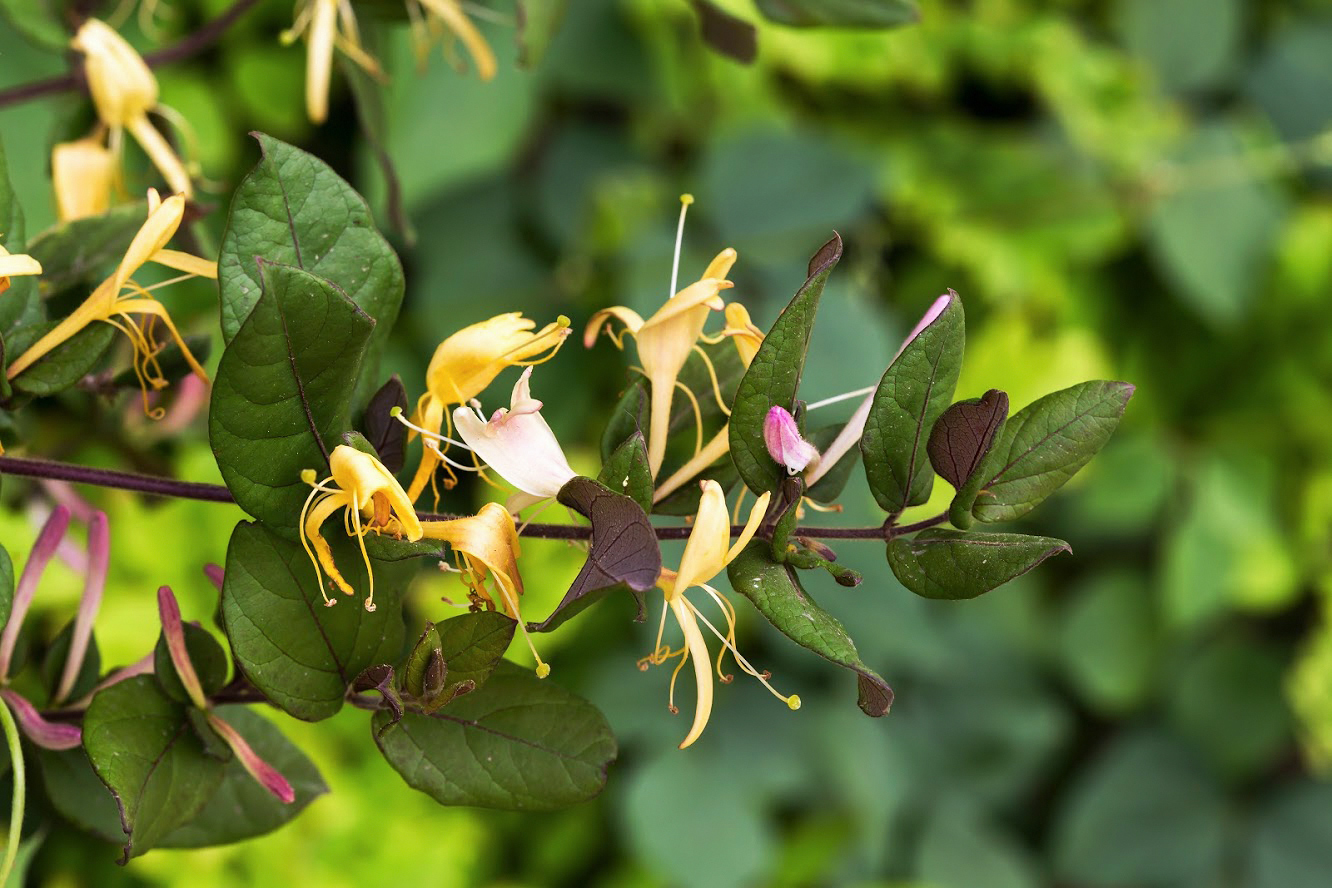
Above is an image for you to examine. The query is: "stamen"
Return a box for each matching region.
[670,194,694,300]
[686,595,799,710]
[298,487,336,607]
[672,379,705,456]
[690,343,732,416]
[805,385,877,412]
[350,507,376,611]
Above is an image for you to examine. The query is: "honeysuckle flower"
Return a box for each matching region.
[585,196,737,478]
[53,512,110,705]
[206,711,297,803]
[419,502,549,677]
[651,298,766,504]
[5,191,216,418]
[0,507,71,681]
[764,406,820,475]
[639,481,798,749]
[451,367,576,512]
[284,0,385,124]
[805,292,955,487]
[406,312,571,502]
[158,586,295,803]
[0,243,42,296]
[52,137,115,221]
[408,0,497,80]
[300,444,424,611]
[0,691,82,750]
[72,19,193,197]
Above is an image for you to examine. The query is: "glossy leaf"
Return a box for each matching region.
[433,610,515,695]
[887,529,1070,600]
[728,541,893,717]
[600,381,647,464]
[221,522,411,721]
[0,135,41,348]
[209,261,373,533]
[973,380,1134,523]
[730,234,842,495]
[25,202,146,295]
[598,430,654,512]
[160,706,328,848]
[83,676,227,861]
[6,323,118,397]
[804,421,860,504]
[153,622,230,705]
[218,133,403,401]
[373,661,616,810]
[755,0,920,28]
[531,477,661,633]
[36,747,125,843]
[861,293,964,516]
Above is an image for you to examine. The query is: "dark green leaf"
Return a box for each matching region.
[600,381,647,464]
[861,292,964,516]
[400,623,444,700]
[83,676,227,861]
[159,706,328,848]
[0,543,11,630]
[7,322,118,397]
[691,0,757,64]
[928,389,1008,490]
[886,529,1070,600]
[153,623,230,705]
[36,747,125,843]
[0,135,42,348]
[209,261,373,533]
[598,430,654,512]
[40,621,101,704]
[755,0,920,28]
[532,477,661,633]
[728,541,893,716]
[218,133,403,402]
[26,203,146,296]
[221,521,411,721]
[434,610,515,695]
[373,661,616,809]
[730,234,842,495]
[361,374,408,473]
[973,380,1134,523]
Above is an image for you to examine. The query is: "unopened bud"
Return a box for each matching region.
[763,406,820,475]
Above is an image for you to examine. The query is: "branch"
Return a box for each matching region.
[0,455,946,541]
[0,0,264,110]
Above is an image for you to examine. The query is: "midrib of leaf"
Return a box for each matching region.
[989,395,1110,485]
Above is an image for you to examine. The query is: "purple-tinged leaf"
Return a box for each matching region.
[690,0,758,63]
[928,389,1009,489]
[361,374,409,473]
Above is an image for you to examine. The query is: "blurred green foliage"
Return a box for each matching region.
[3,0,1332,884]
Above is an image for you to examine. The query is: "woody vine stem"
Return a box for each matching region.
[0,455,947,541]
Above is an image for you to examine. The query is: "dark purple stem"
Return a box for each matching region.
[0,0,264,110]
[0,455,945,541]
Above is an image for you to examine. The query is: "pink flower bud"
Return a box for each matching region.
[55,511,109,704]
[1,690,82,750]
[764,406,821,475]
[206,713,296,804]
[157,586,208,710]
[0,506,72,681]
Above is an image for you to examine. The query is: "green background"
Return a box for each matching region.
[2,0,1332,884]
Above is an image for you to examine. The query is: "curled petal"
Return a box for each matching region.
[1,691,82,750]
[157,585,209,710]
[0,507,72,680]
[206,713,296,804]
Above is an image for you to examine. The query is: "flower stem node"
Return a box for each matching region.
[300,445,423,611]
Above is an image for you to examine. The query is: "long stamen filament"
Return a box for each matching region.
[669,194,693,300]
[687,593,800,710]
[690,344,732,416]
[805,385,877,412]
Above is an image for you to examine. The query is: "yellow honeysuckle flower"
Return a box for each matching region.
[651,298,767,503]
[52,137,115,222]
[5,190,216,417]
[639,480,798,749]
[418,502,549,676]
[406,312,571,502]
[72,19,193,198]
[407,0,497,81]
[284,0,385,124]
[0,244,42,296]
[585,197,737,479]
[300,444,424,612]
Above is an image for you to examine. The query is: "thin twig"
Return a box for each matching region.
[0,0,264,110]
[0,455,946,541]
